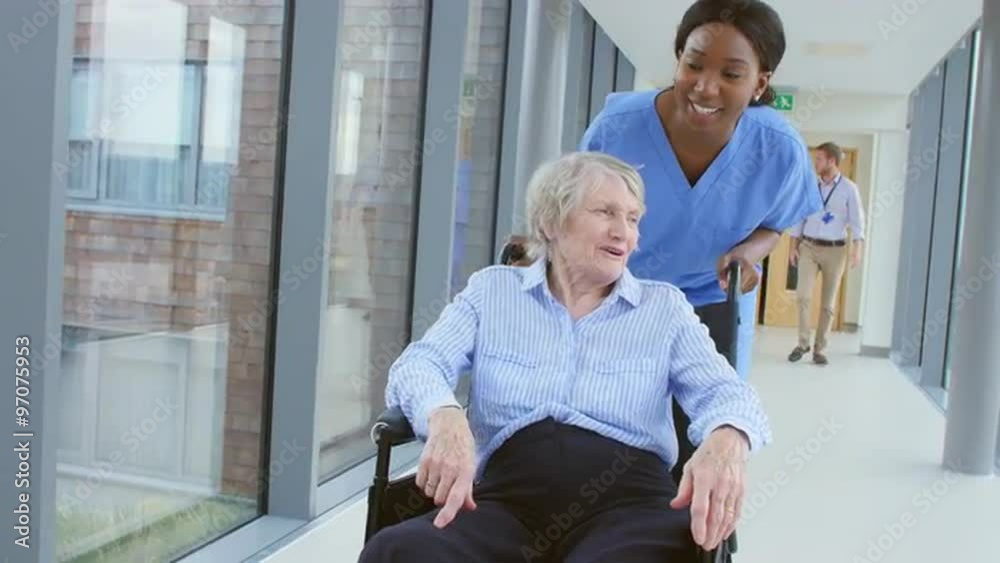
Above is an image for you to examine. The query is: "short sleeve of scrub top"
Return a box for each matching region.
[580,90,823,379]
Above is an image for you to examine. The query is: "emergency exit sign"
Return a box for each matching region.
[772,93,794,111]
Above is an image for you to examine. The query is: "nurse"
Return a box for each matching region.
[580,0,822,379]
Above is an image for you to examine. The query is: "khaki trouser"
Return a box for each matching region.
[796,240,847,353]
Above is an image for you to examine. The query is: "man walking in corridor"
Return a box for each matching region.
[788,142,866,365]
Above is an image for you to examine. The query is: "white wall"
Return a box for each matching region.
[779,90,909,133]
[632,71,658,92]
[859,131,909,351]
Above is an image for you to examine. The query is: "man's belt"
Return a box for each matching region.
[803,236,846,247]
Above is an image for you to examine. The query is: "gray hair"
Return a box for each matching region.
[523,152,645,261]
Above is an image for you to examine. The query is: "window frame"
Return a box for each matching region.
[8,0,527,560]
[66,57,227,221]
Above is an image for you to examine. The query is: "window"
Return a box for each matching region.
[66,52,243,217]
[315,0,432,482]
[451,0,509,293]
[944,26,982,391]
[56,1,287,561]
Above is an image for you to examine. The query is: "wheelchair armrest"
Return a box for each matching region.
[371,406,417,447]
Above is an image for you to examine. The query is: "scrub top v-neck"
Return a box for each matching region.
[580,89,822,377]
[644,90,748,203]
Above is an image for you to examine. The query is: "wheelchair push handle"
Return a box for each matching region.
[726,260,742,367]
[725,260,741,304]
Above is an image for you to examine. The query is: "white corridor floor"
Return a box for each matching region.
[324,326,999,563]
[737,326,999,563]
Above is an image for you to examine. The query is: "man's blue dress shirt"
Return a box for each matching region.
[386,259,772,478]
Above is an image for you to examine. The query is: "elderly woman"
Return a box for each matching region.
[359,152,771,563]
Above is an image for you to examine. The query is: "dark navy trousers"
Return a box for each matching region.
[359,418,697,563]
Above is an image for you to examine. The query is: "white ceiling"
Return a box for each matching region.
[579,0,982,96]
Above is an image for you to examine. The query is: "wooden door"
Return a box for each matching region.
[762,147,857,329]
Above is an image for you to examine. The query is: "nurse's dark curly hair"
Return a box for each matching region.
[674,0,786,107]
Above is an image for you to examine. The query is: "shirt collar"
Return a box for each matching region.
[614,267,643,307]
[519,258,643,307]
[820,173,842,188]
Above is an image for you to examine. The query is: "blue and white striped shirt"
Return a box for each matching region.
[386,259,772,478]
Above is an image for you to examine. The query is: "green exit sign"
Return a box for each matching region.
[772,93,794,111]
[463,77,477,97]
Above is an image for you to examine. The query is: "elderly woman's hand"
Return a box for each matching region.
[670,426,750,551]
[417,406,478,528]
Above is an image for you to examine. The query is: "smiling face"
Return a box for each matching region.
[545,173,642,288]
[672,23,771,134]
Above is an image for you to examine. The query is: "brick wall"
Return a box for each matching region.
[314,0,509,475]
[65,0,509,497]
[456,0,509,289]
[67,0,286,498]
[318,1,432,473]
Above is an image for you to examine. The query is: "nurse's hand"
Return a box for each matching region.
[716,251,759,294]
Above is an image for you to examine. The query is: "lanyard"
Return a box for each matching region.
[819,175,842,209]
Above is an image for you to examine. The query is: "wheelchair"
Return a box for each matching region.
[363,237,743,562]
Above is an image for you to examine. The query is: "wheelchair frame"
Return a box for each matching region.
[363,240,743,563]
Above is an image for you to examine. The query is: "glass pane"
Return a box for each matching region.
[57,1,288,561]
[67,63,101,199]
[451,0,508,294]
[944,27,982,391]
[97,60,195,206]
[67,140,98,197]
[197,158,231,208]
[317,0,430,482]
[104,141,189,206]
[785,262,799,291]
[198,33,248,208]
[69,63,98,141]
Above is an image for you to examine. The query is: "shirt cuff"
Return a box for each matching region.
[696,416,772,454]
[412,393,462,441]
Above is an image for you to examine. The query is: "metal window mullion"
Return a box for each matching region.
[493,0,527,256]
[588,23,616,123]
[410,0,471,340]
[87,62,101,200]
[916,66,948,368]
[920,38,975,389]
[266,0,343,520]
[97,61,112,202]
[0,1,75,562]
[70,60,101,201]
[943,0,1000,475]
[186,63,206,207]
[614,49,635,92]
[561,0,593,153]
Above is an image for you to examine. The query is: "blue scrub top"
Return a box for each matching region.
[580,90,822,378]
